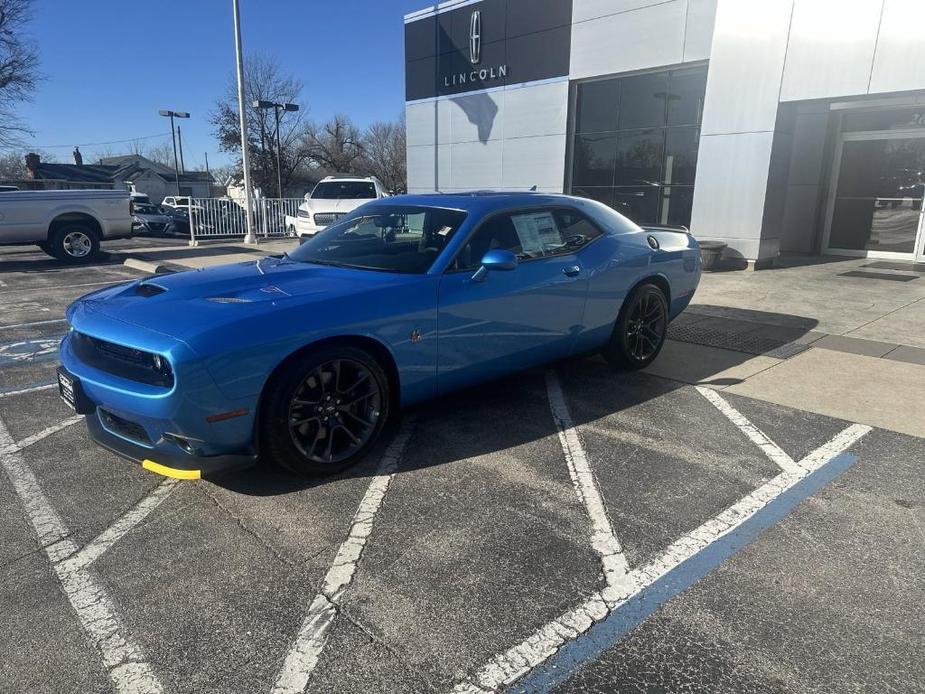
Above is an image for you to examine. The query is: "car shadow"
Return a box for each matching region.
[210,305,820,496]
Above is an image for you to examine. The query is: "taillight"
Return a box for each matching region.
[129,199,134,215]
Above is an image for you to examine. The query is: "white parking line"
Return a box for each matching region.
[697,386,802,474]
[545,370,633,598]
[0,317,65,330]
[450,408,871,693]
[271,419,416,694]
[0,415,82,456]
[0,382,56,399]
[0,416,164,694]
[57,479,180,574]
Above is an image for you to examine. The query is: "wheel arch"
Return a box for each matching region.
[252,334,401,453]
[47,211,103,240]
[621,273,671,319]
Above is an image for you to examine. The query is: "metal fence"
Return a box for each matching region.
[186,197,304,243]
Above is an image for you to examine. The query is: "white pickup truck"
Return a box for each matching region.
[0,189,134,262]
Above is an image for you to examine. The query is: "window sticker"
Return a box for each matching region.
[511,212,561,255]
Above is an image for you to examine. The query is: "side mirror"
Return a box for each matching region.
[471,249,518,282]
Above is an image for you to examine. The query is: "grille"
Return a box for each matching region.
[71,332,174,387]
[98,409,151,445]
[146,222,167,232]
[313,212,345,227]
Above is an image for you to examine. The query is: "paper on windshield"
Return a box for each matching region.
[511,211,560,255]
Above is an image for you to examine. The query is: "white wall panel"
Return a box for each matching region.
[406,144,436,192]
[501,135,567,190]
[869,0,925,95]
[700,0,794,135]
[683,0,718,62]
[447,91,504,144]
[570,0,686,80]
[405,102,436,147]
[780,0,883,102]
[689,131,775,248]
[572,0,669,23]
[449,140,503,189]
[503,81,569,140]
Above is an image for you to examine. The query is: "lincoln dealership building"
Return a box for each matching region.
[404,0,925,267]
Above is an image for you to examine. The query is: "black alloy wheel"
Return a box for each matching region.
[261,346,390,476]
[603,283,669,370]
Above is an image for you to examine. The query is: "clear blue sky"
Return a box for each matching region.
[18,0,425,170]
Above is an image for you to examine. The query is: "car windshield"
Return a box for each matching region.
[287,205,467,274]
[311,181,377,200]
[134,203,159,215]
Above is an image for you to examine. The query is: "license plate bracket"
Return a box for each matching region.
[57,367,95,415]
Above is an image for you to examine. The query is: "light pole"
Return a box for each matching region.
[232,0,257,245]
[158,109,189,195]
[252,100,299,198]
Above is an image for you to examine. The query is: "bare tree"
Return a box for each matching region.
[144,141,175,167]
[0,147,54,179]
[359,117,406,193]
[303,114,364,175]
[210,54,310,196]
[0,0,39,147]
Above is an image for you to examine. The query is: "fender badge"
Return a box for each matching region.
[410,329,422,343]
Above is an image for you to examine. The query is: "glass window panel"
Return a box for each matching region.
[830,197,919,253]
[618,72,668,130]
[668,68,707,126]
[613,186,659,224]
[842,107,925,132]
[573,133,616,186]
[659,185,695,227]
[572,186,613,207]
[614,128,664,187]
[577,79,620,134]
[665,127,700,185]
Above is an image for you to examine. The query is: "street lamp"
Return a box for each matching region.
[158,109,189,196]
[231,0,256,245]
[252,100,299,198]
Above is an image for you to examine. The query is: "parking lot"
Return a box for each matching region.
[1,244,923,694]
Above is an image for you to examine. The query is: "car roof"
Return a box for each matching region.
[371,191,582,213]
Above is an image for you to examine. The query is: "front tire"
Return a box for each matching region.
[603,283,669,370]
[49,224,101,263]
[259,346,391,476]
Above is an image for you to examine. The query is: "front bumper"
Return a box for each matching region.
[86,413,256,479]
[59,327,259,480]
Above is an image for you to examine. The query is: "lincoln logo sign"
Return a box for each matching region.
[469,10,481,64]
[443,9,508,88]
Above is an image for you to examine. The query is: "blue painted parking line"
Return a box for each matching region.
[512,451,860,693]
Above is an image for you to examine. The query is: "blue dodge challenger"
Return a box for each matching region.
[58,192,701,479]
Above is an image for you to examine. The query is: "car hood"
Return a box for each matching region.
[68,256,413,347]
[302,198,373,213]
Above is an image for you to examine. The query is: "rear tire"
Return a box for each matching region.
[259,345,391,476]
[602,283,669,370]
[49,224,101,263]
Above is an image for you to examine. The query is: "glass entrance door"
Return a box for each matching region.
[826,131,925,258]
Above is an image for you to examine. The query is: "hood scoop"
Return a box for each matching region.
[135,282,167,297]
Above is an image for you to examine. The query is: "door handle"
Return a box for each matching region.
[562,265,581,277]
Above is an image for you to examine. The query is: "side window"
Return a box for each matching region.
[454,208,604,270]
[553,208,604,253]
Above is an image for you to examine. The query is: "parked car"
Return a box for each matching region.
[0,189,133,262]
[58,192,701,480]
[285,176,387,240]
[161,196,192,210]
[131,202,173,236]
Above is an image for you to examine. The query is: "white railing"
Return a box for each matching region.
[185,197,304,244]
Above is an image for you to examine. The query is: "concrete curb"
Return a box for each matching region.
[121,257,186,275]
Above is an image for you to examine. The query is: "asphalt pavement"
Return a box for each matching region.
[0,244,922,694]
